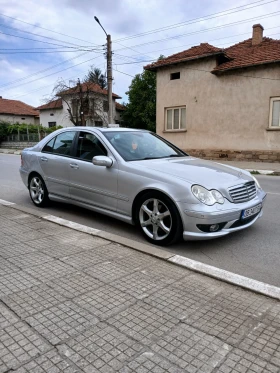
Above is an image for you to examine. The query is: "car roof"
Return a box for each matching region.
[64,126,147,133]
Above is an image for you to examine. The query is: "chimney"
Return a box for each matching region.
[252,24,264,45]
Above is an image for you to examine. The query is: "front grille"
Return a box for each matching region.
[228,181,257,203]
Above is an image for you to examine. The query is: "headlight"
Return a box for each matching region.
[252,176,261,189]
[191,185,224,206]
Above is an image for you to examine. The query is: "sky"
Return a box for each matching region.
[0,0,279,107]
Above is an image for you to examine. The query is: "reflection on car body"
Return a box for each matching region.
[20,127,266,245]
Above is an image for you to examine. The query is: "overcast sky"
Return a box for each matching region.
[0,0,279,107]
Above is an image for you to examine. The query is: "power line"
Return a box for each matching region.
[0,22,98,48]
[0,12,98,46]
[115,0,278,42]
[114,10,280,52]
[0,49,100,54]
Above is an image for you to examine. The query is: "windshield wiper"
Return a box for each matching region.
[166,154,185,158]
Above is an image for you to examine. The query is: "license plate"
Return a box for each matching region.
[241,203,262,219]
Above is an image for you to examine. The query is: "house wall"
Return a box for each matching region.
[156,58,280,158]
[0,114,38,125]
[39,107,69,128]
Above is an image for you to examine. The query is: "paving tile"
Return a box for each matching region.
[0,302,19,329]
[140,260,192,282]
[117,351,185,373]
[0,271,41,296]
[112,272,166,299]
[26,301,99,345]
[183,303,256,345]
[68,236,110,251]
[84,261,135,283]
[12,349,80,373]
[74,285,136,320]
[1,224,33,235]
[0,321,50,372]
[114,252,162,271]
[262,302,280,329]
[58,323,142,372]
[17,230,51,242]
[211,287,273,317]
[0,259,20,276]
[40,244,86,259]
[151,323,231,372]
[60,250,107,269]
[216,348,279,373]
[107,302,179,345]
[239,322,280,367]
[29,237,68,251]
[0,243,38,258]
[143,286,202,320]
[91,242,134,259]
[3,284,67,318]
[8,252,54,268]
[0,234,21,247]
[24,261,76,282]
[47,272,104,298]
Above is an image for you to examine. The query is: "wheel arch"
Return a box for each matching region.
[131,187,182,224]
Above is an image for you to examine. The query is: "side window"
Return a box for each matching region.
[76,132,107,161]
[52,131,76,156]
[42,137,55,153]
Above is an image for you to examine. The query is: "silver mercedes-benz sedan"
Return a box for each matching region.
[20,127,266,245]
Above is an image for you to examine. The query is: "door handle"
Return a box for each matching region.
[70,163,79,169]
[40,157,48,162]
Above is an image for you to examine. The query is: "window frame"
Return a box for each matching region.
[41,130,77,157]
[165,106,186,132]
[269,97,280,128]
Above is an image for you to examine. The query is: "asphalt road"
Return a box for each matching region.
[1,153,280,287]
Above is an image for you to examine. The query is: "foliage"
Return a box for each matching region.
[122,69,156,132]
[0,122,63,141]
[84,66,107,89]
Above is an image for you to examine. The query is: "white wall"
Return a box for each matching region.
[0,114,38,125]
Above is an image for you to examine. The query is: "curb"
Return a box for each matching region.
[1,199,280,301]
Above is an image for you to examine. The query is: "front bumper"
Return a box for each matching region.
[178,189,267,241]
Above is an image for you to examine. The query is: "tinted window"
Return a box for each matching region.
[76,132,107,161]
[53,131,76,156]
[42,137,55,153]
[104,131,186,161]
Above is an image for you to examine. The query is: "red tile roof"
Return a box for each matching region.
[115,102,126,111]
[58,82,121,99]
[36,98,63,111]
[0,98,39,117]
[212,37,280,74]
[145,43,224,71]
[144,35,280,74]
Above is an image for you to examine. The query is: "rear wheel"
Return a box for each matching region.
[29,174,49,207]
[136,192,183,246]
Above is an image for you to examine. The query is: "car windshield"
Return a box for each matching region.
[103,131,187,161]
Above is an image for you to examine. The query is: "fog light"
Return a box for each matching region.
[209,224,220,232]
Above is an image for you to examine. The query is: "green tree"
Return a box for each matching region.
[123,69,156,132]
[84,66,107,89]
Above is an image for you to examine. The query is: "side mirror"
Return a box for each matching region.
[92,155,113,168]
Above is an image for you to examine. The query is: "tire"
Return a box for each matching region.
[136,191,183,246]
[29,174,50,207]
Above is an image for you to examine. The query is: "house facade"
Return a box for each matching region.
[37,83,122,128]
[145,24,280,162]
[0,97,39,125]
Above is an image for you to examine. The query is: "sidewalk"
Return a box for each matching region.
[0,202,280,373]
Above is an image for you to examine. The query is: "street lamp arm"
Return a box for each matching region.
[94,16,107,36]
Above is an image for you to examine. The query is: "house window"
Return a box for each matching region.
[170,72,180,80]
[270,98,280,127]
[72,99,79,117]
[21,117,25,120]
[165,107,186,130]
[50,113,54,116]
[48,122,56,128]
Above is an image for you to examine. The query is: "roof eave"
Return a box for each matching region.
[212,59,280,75]
[145,51,225,71]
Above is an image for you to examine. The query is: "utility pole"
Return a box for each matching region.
[107,34,113,124]
[94,16,113,126]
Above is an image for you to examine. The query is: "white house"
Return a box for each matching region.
[37,82,123,128]
[0,97,39,124]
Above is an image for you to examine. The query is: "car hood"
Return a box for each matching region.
[134,157,252,188]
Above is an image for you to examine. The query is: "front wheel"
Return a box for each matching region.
[136,192,183,246]
[29,174,49,207]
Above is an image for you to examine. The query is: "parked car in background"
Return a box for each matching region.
[20,127,266,245]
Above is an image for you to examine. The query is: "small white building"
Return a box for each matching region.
[37,83,124,128]
[0,97,39,124]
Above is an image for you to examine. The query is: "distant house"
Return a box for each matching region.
[0,97,39,125]
[144,24,280,162]
[37,82,122,128]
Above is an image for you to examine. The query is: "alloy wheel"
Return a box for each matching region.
[30,176,45,205]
